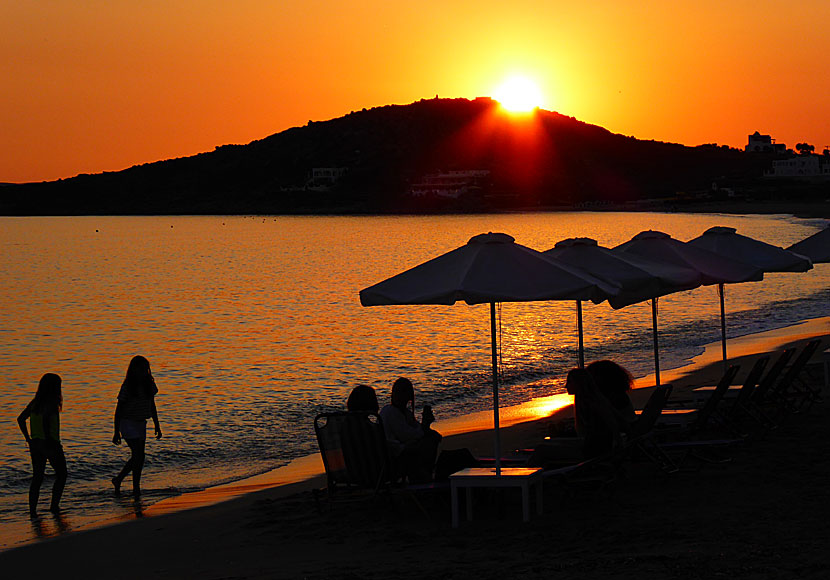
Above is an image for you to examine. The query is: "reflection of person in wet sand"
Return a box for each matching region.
[17,373,67,517]
[111,356,162,497]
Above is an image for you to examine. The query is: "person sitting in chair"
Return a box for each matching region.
[379,377,442,483]
[587,360,637,435]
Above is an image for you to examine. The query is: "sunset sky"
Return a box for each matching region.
[3,0,829,183]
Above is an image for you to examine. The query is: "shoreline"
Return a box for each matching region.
[11,315,824,551]
[0,320,826,577]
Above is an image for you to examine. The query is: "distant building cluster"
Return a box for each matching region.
[766,156,830,179]
[305,167,347,191]
[409,170,491,199]
[746,131,830,180]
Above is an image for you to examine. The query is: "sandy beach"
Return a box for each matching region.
[1,318,827,579]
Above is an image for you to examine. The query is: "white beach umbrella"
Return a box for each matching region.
[543,238,701,369]
[687,226,813,370]
[689,226,814,273]
[359,232,619,472]
[787,226,830,263]
[613,230,763,383]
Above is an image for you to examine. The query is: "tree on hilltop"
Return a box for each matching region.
[796,142,815,155]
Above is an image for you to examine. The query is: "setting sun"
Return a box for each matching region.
[493,75,544,112]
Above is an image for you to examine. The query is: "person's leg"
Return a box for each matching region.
[126,437,146,496]
[45,443,67,513]
[28,442,47,516]
[113,450,135,493]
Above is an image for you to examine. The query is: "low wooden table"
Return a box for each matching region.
[449,467,543,528]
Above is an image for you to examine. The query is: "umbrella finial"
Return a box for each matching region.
[554,237,598,248]
[468,232,515,245]
[704,226,737,235]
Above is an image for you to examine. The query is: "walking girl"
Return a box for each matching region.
[111,355,162,496]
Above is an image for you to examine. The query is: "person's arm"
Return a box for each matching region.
[112,400,122,445]
[382,406,424,444]
[150,398,162,440]
[17,404,31,444]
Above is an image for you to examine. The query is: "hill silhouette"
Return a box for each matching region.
[1,97,771,215]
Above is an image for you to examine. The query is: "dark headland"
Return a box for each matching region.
[1,97,827,216]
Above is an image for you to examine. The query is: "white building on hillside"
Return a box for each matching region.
[746,131,786,153]
[766,156,830,179]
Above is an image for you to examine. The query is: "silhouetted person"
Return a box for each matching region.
[587,360,637,434]
[112,355,162,496]
[346,384,379,414]
[17,373,67,516]
[379,377,441,483]
[568,368,621,458]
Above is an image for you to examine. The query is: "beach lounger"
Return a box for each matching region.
[772,339,822,412]
[722,355,769,435]
[652,366,742,468]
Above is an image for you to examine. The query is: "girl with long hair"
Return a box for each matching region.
[111,355,162,496]
[17,373,67,516]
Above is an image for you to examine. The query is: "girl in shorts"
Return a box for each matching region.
[17,373,67,516]
[111,355,162,496]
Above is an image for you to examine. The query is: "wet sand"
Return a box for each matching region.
[0,317,827,578]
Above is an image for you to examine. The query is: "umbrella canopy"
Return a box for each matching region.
[688,226,813,272]
[787,226,830,263]
[613,230,763,383]
[360,232,619,472]
[543,237,701,367]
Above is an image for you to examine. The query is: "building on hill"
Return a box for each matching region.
[765,155,830,179]
[746,131,787,153]
[409,170,491,199]
[305,167,348,191]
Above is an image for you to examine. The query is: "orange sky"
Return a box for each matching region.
[2,0,829,183]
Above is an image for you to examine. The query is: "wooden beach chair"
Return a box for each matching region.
[654,366,743,468]
[544,384,678,496]
[314,411,392,500]
[720,355,769,436]
[772,339,822,412]
[313,411,448,517]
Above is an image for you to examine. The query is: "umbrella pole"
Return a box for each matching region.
[652,298,660,387]
[719,283,728,374]
[576,300,585,369]
[490,302,501,475]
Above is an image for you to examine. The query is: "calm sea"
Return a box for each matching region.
[1,212,828,547]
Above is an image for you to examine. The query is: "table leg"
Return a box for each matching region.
[521,482,530,523]
[536,480,543,515]
[465,487,473,521]
[451,483,459,529]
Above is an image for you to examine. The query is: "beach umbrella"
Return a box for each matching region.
[543,238,701,369]
[613,230,763,384]
[689,226,814,272]
[687,226,811,370]
[787,226,830,263]
[359,232,618,472]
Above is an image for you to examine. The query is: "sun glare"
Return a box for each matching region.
[493,75,544,113]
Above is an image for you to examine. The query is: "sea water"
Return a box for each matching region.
[0,212,827,547]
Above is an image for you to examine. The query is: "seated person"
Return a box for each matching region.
[379,377,442,483]
[530,368,620,466]
[341,385,384,486]
[586,360,637,434]
[569,368,621,458]
[347,384,379,414]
